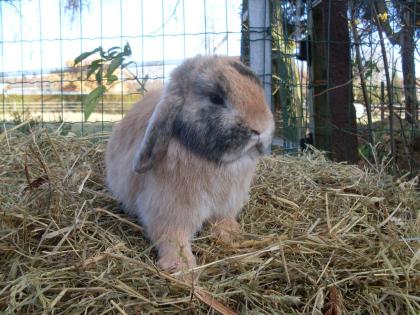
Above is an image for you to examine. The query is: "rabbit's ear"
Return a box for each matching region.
[133,92,182,173]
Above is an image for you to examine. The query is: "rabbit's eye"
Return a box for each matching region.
[209,94,224,105]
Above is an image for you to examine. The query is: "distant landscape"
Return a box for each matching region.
[1,60,166,125]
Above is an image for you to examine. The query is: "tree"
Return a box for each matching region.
[355,0,419,123]
[309,0,358,163]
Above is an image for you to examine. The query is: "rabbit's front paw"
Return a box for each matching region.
[210,217,243,244]
[157,244,196,273]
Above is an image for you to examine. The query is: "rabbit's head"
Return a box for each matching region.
[133,55,274,173]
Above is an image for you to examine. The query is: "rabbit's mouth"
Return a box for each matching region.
[251,130,270,155]
[220,129,272,163]
[256,142,265,154]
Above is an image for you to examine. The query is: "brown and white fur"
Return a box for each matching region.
[105,55,274,272]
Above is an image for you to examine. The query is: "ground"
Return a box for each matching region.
[0,128,419,314]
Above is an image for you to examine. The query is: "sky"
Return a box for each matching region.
[0,1,418,83]
[0,0,243,76]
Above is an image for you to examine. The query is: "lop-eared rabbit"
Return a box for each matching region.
[106,55,274,272]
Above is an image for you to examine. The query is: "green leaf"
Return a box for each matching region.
[123,42,132,56]
[83,85,107,121]
[99,48,107,59]
[74,47,102,65]
[87,59,103,79]
[107,46,120,54]
[108,51,120,59]
[95,68,103,83]
[107,74,118,84]
[106,54,123,78]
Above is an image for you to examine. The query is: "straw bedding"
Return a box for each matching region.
[0,127,419,314]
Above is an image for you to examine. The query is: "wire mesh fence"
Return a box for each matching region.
[0,0,242,134]
[270,0,419,173]
[1,0,419,172]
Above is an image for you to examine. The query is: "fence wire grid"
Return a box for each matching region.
[0,0,242,134]
[1,0,419,172]
[270,0,419,172]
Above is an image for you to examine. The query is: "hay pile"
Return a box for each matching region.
[1,127,419,314]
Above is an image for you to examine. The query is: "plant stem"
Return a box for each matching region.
[373,3,395,170]
[350,0,373,145]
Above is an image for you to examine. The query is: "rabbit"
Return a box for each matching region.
[105,55,274,272]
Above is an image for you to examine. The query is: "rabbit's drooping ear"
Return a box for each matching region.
[133,91,183,173]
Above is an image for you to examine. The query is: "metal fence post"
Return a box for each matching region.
[248,0,272,113]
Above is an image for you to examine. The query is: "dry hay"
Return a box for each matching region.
[0,127,419,315]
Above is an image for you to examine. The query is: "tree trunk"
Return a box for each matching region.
[310,0,358,163]
[311,3,332,154]
[400,7,417,123]
[327,1,358,163]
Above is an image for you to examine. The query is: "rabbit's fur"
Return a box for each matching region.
[106,55,274,272]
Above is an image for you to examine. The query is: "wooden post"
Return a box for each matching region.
[310,2,331,154]
[308,0,358,163]
[248,0,272,113]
